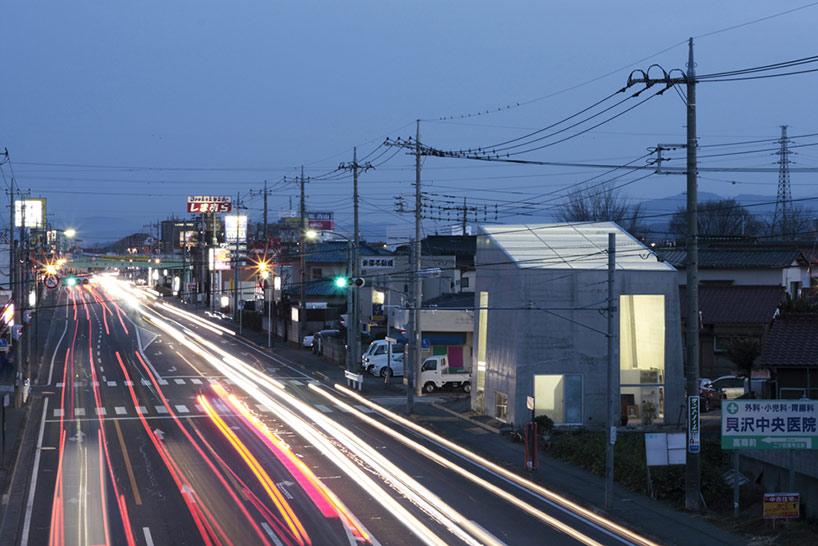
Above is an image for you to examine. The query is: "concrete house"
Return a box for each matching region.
[473,222,684,428]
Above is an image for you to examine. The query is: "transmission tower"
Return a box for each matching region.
[772,125,795,238]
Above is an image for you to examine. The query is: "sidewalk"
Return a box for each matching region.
[210,313,748,546]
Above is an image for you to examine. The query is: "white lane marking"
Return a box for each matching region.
[141,379,151,386]
[91,381,99,387]
[155,406,168,414]
[158,379,169,386]
[194,404,204,413]
[56,383,63,388]
[261,522,286,546]
[143,527,155,546]
[53,409,64,417]
[314,404,332,413]
[124,381,134,386]
[21,397,49,546]
[289,380,304,387]
[174,379,185,385]
[214,401,229,413]
[174,405,189,414]
[333,404,350,413]
[47,320,69,385]
[255,404,272,413]
[354,404,374,414]
[136,406,147,415]
[191,378,202,385]
[95,408,107,416]
[107,381,117,387]
[74,408,86,416]
[207,378,220,384]
[115,407,127,415]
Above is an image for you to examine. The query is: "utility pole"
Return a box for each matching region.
[15,198,27,408]
[462,197,467,235]
[627,37,700,512]
[233,191,240,322]
[299,166,307,346]
[263,179,269,242]
[413,121,423,400]
[604,233,617,510]
[683,37,701,513]
[340,148,373,372]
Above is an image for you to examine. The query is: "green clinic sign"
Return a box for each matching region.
[722,400,818,450]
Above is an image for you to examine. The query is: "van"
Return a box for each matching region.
[361,340,405,372]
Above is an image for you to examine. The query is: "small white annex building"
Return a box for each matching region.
[472,222,684,428]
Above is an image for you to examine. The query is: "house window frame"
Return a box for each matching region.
[494,391,508,422]
[533,373,584,426]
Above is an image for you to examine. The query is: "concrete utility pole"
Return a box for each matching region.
[413,121,423,399]
[263,179,269,241]
[605,233,617,510]
[683,37,701,513]
[233,191,240,322]
[340,148,373,373]
[627,38,700,512]
[299,166,307,346]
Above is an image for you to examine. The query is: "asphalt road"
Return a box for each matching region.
[22,278,656,546]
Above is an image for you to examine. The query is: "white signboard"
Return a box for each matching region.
[225,215,248,244]
[187,195,231,213]
[646,432,687,466]
[15,199,46,228]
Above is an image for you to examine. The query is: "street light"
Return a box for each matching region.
[64,228,76,238]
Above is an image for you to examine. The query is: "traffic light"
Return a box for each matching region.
[333,276,365,288]
[62,276,89,287]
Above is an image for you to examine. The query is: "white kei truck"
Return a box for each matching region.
[419,355,471,394]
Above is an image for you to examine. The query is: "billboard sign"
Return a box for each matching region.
[209,248,231,271]
[722,400,818,450]
[15,199,46,228]
[763,493,799,519]
[187,195,232,214]
[224,215,248,244]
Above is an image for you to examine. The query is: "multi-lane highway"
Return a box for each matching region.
[21,275,659,546]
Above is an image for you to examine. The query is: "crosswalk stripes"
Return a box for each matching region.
[96,408,107,416]
[136,406,147,415]
[255,404,272,413]
[174,379,185,385]
[55,377,229,388]
[174,405,190,414]
[107,381,116,387]
[155,406,168,414]
[75,408,86,416]
[115,407,127,415]
[191,378,202,385]
[314,404,332,413]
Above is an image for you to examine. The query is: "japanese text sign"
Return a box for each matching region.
[187,196,232,213]
[763,493,799,519]
[721,400,818,450]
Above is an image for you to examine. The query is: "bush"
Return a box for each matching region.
[546,430,729,507]
[534,415,555,435]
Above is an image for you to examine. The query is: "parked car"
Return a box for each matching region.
[302,332,316,349]
[699,384,724,412]
[368,353,406,377]
[361,340,405,372]
[419,355,471,393]
[711,375,769,399]
[312,329,341,355]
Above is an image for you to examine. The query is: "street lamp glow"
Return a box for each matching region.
[64,228,76,238]
[45,264,58,275]
[28,291,36,307]
[220,295,230,308]
[305,229,318,240]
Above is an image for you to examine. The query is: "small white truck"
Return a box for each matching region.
[419,355,471,393]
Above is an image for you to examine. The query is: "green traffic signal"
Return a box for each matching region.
[65,277,77,286]
[334,276,348,288]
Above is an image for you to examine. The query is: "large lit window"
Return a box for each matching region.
[475,291,489,412]
[534,374,583,425]
[620,295,665,421]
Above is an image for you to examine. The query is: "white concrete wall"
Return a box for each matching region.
[474,235,684,428]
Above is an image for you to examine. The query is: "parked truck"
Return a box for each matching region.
[419,355,471,393]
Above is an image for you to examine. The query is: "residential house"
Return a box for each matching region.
[679,285,785,379]
[473,222,684,427]
[759,313,818,399]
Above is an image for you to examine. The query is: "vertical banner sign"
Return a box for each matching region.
[688,395,701,453]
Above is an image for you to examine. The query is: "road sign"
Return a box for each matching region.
[688,396,700,453]
[44,274,59,290]
[763,493,799,519]
[722,400,818,450]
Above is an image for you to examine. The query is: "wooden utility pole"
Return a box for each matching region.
[604,233,617,509]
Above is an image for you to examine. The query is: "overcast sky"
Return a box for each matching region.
[2,1,818,242]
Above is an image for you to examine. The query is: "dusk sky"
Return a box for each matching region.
[2,1,818,242]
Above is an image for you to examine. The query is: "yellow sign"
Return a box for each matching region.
[763,493,799,519]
